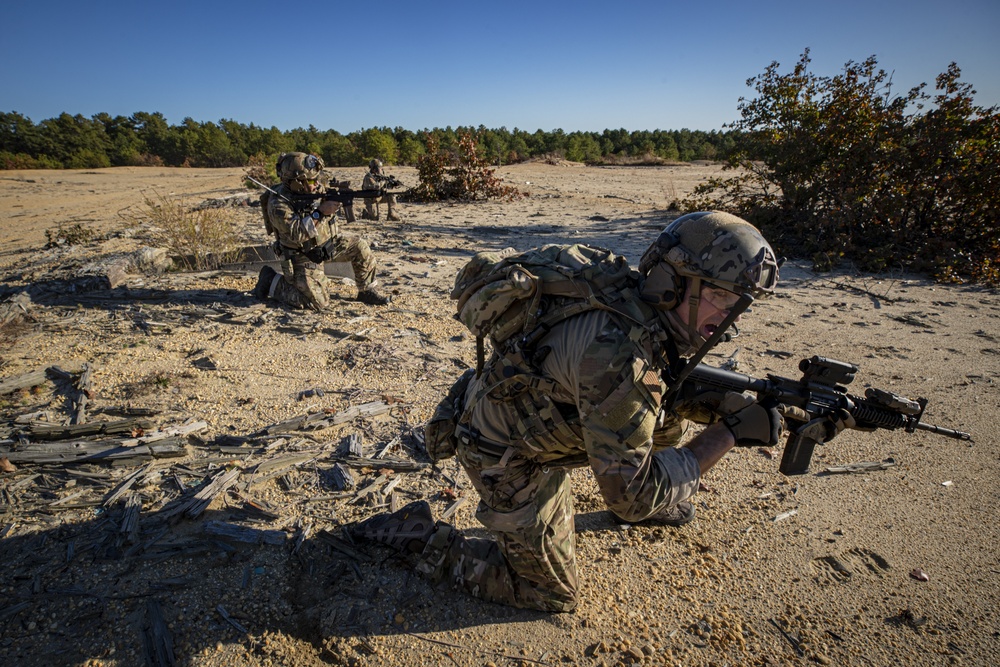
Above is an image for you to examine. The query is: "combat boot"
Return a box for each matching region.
[644,501,695,527]
[387,211,402,222]
[350,500,435,554]
[253,266,277,301]
[613,501,695,528]
[360,209,374,221]
[356,285,391,305]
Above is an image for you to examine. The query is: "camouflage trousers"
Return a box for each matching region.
[271,236,377,310]
[363,193,396,220]
[412,420,690,612]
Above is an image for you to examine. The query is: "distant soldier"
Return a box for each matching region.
[361,159,401,222]
[254,152,390,307]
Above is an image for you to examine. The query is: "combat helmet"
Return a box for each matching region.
[276,152,325,193]
[638,211,779,350]
[369,158,383,174]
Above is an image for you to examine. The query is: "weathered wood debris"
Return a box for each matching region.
[1,370,440,563]
[0,369,455,653]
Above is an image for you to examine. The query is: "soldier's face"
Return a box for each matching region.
[677,284,742,338]
[291,178,321,194]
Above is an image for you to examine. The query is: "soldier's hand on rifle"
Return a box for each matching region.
[716,391,755,415]
[821,408,857,441]
[795,408,859,444]
[304,239,334,264]
[722,397,785,447]
[318,200,341,217]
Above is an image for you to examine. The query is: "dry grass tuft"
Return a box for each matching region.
[140,190,241,270]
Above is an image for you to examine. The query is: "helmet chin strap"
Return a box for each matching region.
[685,276,704,349]
[661,291,755,411]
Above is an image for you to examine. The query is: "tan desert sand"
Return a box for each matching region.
[0,163,997,666]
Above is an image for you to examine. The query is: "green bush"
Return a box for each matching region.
[66,149,111,169]
[681,51,1000,285]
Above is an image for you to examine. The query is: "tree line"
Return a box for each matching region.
[4,52,996,285]
[0,112,733,170]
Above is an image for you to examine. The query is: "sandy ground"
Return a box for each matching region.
[0,163,997,667]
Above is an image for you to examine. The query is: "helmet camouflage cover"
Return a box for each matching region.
[369,158,383,173]
[639,211,778,309]
[277,152,324,183]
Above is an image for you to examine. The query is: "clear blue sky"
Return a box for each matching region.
[3,0,998,133]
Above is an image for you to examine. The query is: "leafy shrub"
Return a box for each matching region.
[411,132,524,202]
[680,51,1000,285]
[0,151,63,169]
[139,190,240,270]
[128,152,165,167]
[243,152,277,188]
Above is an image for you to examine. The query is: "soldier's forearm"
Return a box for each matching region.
[683,422,737,474]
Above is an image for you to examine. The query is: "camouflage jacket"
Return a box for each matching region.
[463,306,710,517]
[362,170,391,194]
[266,182,335,250]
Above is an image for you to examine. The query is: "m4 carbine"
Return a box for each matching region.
[247,175,386,224]
[288,187,387,218]
[679,356,971,475]
[374,173,404,190]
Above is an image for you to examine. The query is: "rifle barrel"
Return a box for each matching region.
[914,421,972,441]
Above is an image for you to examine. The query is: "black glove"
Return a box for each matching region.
[304,240,333,264]
[722,398,784,446]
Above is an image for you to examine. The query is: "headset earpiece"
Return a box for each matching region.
[639,258,685,310]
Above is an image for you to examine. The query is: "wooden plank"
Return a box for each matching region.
[119,492,142,545]
[1,438,188,465]
[119,421,208,447]
[158,467,242,521]
[441,497,468,521]
[373,436,400,459]
[342,433,363,457]
[184,468,241,519]
[72,363,93,425]
[825,460,897,474]
[335,457,428,473]
[316,529,373,562]
[258,412,328,436]
[27,417,154,441]
[142,599,175,667]
[215,604,249,635]
[330,401,391,425]
[203,520,286,546]
[78,255,132,290]
[329,463,355,491]
[0,369,48,395]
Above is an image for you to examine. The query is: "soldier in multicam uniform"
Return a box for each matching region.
[253,152,390,307]
[351,212,816,612]
[361,159,401,221]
